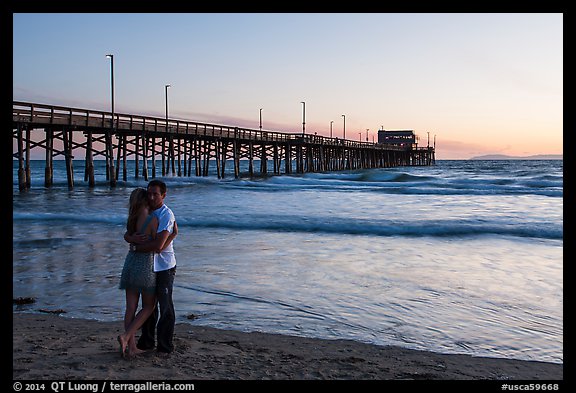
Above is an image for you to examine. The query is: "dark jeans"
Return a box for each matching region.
[138,267,176,353]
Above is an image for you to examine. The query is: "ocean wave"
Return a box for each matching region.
[176,284,375,333]
[182,217,563,240]
[217,170,563,197]
[14,161,563,197]
[177,284,329,322]
[13,212,123,225]
[13,237,83,248]
[13,212,563,240]
[225,181,563,197]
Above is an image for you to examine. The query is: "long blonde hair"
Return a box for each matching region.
[126,188,148,233]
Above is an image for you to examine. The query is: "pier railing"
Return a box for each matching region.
[13,101,407,150]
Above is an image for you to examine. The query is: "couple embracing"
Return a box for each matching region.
[117,179,178,359]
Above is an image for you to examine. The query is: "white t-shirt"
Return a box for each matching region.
[153,204,177,272]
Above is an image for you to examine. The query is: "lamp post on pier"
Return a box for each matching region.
[301,101,306,137]
[105,54,116,187]
[163,84,171,176]
[165,84,171,128]
[105,54,114,129]
[341,114,346,140]
[260,108,263,131]
[330,120,333,138]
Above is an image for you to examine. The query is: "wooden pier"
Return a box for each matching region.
[13,101,435,190]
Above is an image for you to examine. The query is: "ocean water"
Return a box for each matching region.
[12,159,563,364]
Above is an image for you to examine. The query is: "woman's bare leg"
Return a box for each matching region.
[118,289,140,357]
[121,292,157,357]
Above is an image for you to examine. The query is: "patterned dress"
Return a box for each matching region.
[119,214,156,294]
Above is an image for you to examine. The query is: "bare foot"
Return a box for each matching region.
[117,335,128,358]
[127,347,146,358]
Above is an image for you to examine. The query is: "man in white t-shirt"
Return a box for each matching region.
[128,179,177,356]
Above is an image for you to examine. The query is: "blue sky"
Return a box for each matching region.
[13,13,563,159]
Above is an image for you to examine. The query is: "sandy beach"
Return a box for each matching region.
[12,312,562,381]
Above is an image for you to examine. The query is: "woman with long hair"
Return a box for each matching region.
[117,187,177,358]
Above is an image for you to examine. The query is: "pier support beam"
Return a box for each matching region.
[284,143,292,174]
[17,124,26,191]
[25,126,31,189]
[105,131,116,187]
[142,134,149,181]
[85,130,95,187]
[62,128,74,189]
[44,128,53,187]
[233,140,240,179]
[248,141,254,176]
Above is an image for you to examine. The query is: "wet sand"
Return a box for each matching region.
[12,312,562,381]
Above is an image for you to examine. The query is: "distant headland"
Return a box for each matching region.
[469,154,563,160]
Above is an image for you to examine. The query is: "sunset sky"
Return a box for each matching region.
[13,13,563,159]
